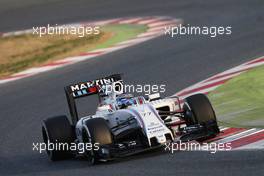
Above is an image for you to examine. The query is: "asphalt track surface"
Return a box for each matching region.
[0,0,264,175]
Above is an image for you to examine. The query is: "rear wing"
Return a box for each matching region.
[64,74,122,124]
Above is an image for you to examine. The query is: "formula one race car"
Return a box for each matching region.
[42,74,220,164]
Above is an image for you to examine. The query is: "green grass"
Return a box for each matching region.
[208,65,264,128]
[95,24,147,49]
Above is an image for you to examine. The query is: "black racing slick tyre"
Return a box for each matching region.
[183,94,219,141]
[42,115,75,161]
[83,118,113,164]
[183,94,217,125]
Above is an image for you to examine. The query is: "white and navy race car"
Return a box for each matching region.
[42,74,219,164]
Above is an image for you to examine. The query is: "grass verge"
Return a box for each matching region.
[208,65,264,128]
[0,24,147,78]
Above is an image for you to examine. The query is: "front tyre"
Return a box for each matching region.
[183,94,219,140]
[83,118,113,164]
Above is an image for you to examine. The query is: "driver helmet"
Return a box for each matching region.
[116,94,135,109]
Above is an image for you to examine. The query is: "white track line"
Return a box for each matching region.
[118,18,143,24]
[219,127,229,131]
[137,18,163,25]
[236,139,264,150]
[178,85,221,99]
[229,129,264,142]
[216,128,259,144]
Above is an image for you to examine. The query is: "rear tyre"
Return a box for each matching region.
[83,118,113,164]
[42,115,75,161]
